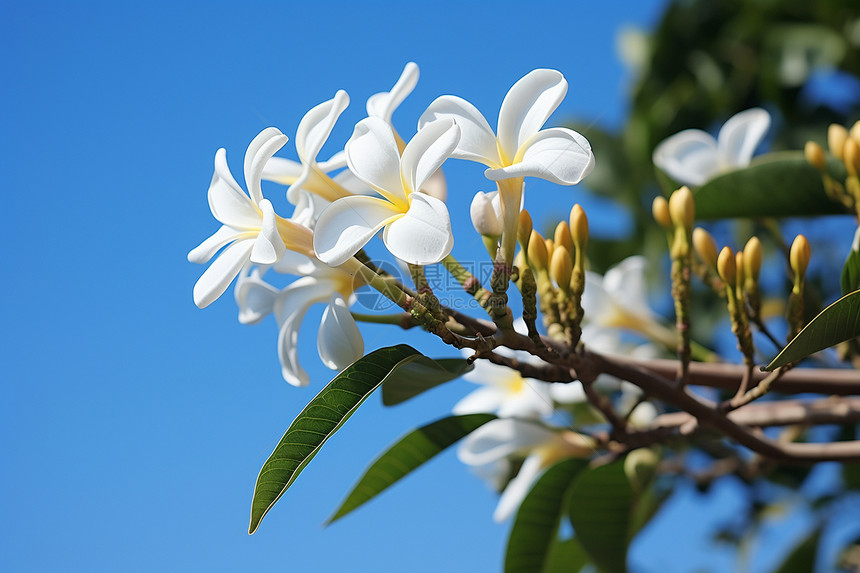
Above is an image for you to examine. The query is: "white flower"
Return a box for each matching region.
[233,256,365,387]
[313,117,459,266]
[582,255,661,337]
[458,419,593,522]
[262,90,366,204]
[469,190,503,237]
[652,107,771,186]
[188,128,314,309]
[419,69,593,263]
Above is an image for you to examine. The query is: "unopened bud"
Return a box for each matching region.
[545,238,555,261]
[470,191,502,236]
[735,251,745,291]
[845,138,860,177]
[693,227,719,269]
[652,196,672,230]
[570,204,589,248]
[850,120,860,144]
[518,210,533,251]
[669,186,695,231]
[743,236,762,281]
[550,247,572,294]
[554,221,573,254]
[804,141,826,171]
[828,124,848,160]
[790,235,811,281]
[527,230,548,269]
[717,246,737,286]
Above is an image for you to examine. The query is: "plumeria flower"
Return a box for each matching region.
[262,90,366,205]
[368,62,447,202]
[458,418,594,522]
[188,128,314,309]
[233,255,365,387]
[419,69,594,263]
[313,117,459,266]
[652,107,771,186]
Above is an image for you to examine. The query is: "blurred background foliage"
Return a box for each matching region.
[561,0,860,570]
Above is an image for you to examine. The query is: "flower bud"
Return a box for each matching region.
[545,238,555,261]
[735,251,745,291]
[669,186,695,231]
[743,236,762,281]
[570,204,589,248]
[652,196,672,230]
[804,141,826,171]
[527,230,548,269]
[554,221,573,254]
[693,227,719,269]
[850,120,860,145]
[717,246,736,286]
[517,210,533,252]
[790,235,811,281]
[550,247,572,294]
[469,191,502,236]
[845,138,860,177]
[828,123,848,160]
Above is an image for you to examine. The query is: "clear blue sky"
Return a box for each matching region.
[2,1,808,571]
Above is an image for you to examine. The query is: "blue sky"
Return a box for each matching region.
[1,1,811,571]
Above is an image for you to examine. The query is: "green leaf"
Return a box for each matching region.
[542,538,590,573]
[842,234,860,296]
[692,151,846,220]
[567,461,635,573]
[765,290,860,370]
[381,357,473,406]
[505,458,590,573]
[772,526,821,573]
[327,413,496,524]
[249,344,424,534]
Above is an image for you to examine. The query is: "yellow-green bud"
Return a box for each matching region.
[828,123,848,160]
[545,238,555,261]
[845,138,860,177]
[518,210,533,252]
[735,251,745,292]
[692,227,719,269]
[554,221,573,254]
[527,230,548,269]
[669,186,695,231]
[550,247,573,294]
[790,235,811,281]
[717,246,737,286]
[743,236,762,281]
[570,204,589,248]
[804,141,826,171]
[652,196,672,230]
[850,120,860,145]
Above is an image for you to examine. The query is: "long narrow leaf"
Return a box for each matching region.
[249,344,424,534]
[505,458,590,573]
[765,290,860,370]
[381,357,473,406]
[327,413,496,524]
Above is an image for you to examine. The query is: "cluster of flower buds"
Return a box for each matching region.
[806,121,860,218]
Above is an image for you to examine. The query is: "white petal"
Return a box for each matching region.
[288,190,328,230]
[418,95,501,167]
[652,129,719,186]
[188,225,249,264]
[382,192,453,265]
[250,199,287,265]
[332,167,372,196]
[420,167,447,201]
[366,62,419,124]
[208,149,260,229]
[470,191,503,236]
[496,380,554,419]
[274,277,334,387]
[317,294,364,370]
[452,386,505,415]
[493,453,544,522]
[296,90,350,164]
[487,127,594,185]
[317,150,348,172]
[457,418,554,466]
[244,127,288,205]
[234,266,279,324]
[581,271,612,321]
[400,118,460,194]
[272,248,319,276]
[192,239,254,308]
[314,195,402,266]
[717,108,770,169]
[345,117,406,204]
[603,256,653,318]
[262,156,303,185]
[549,381,587,404]
[497,69,567,162]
